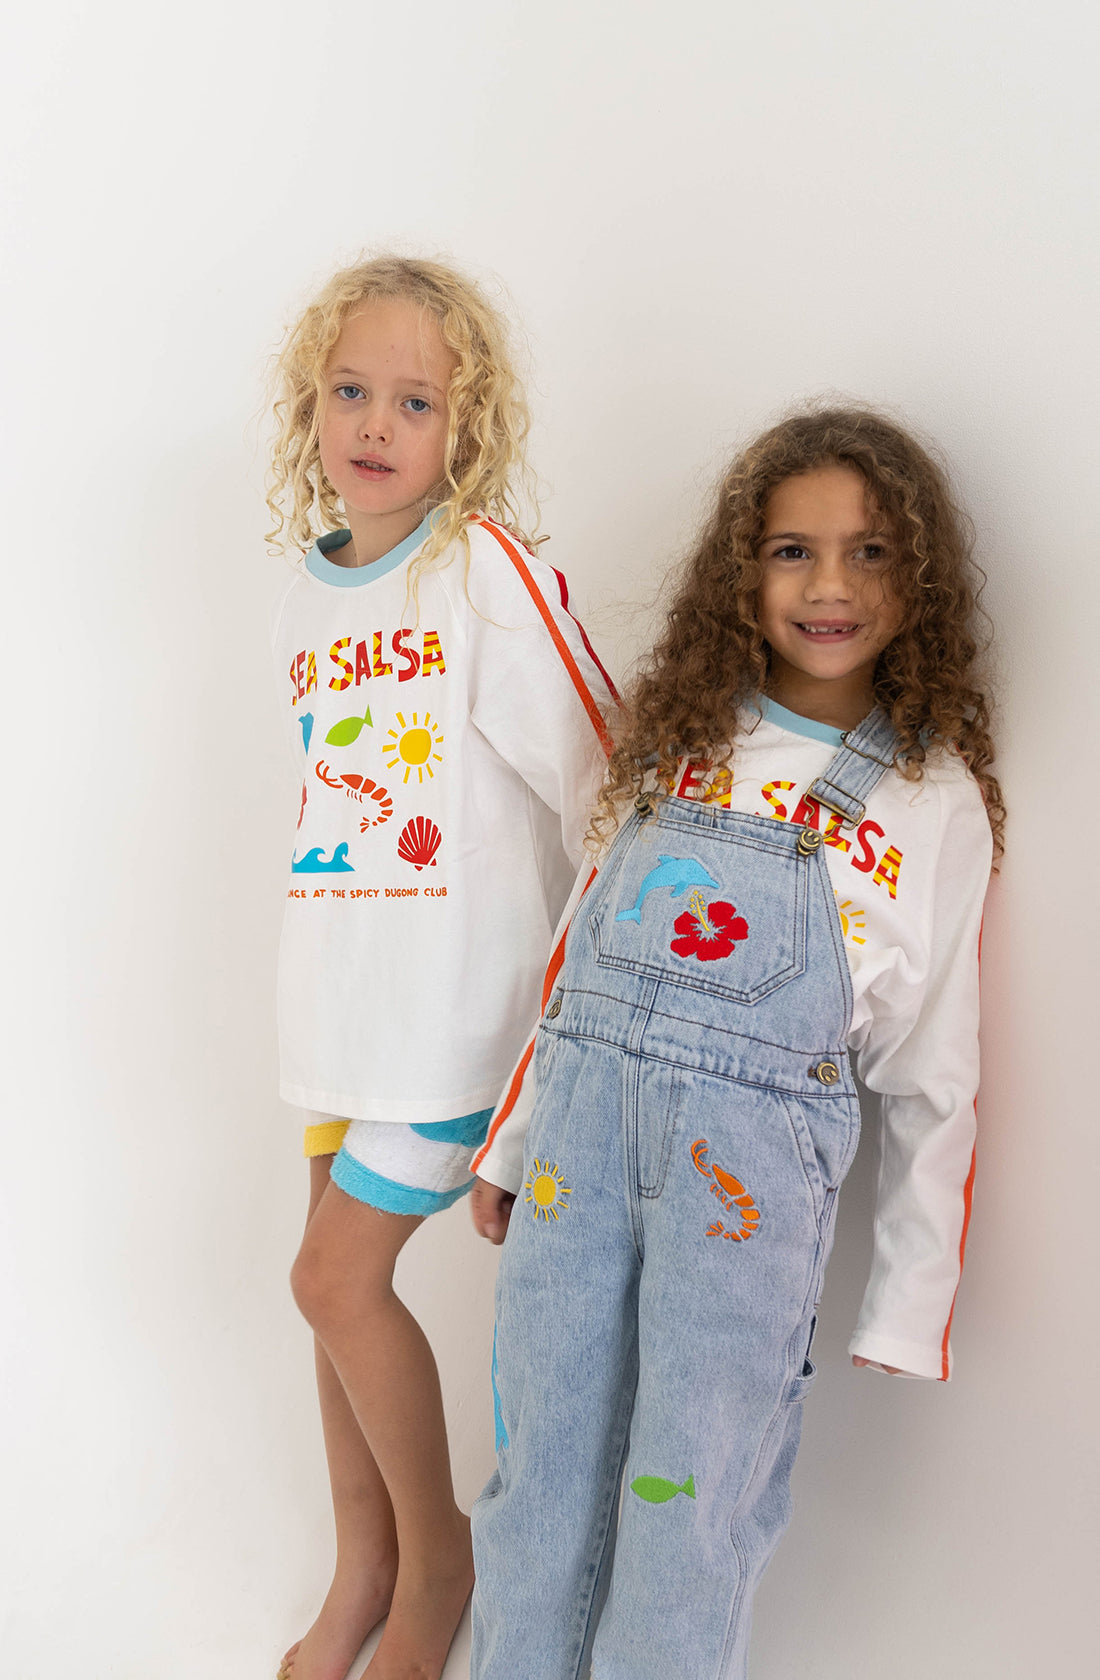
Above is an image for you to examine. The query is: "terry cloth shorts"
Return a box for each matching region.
[302,1109,493,1217]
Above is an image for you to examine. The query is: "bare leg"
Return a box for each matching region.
[280,1157,399,1680]
[290,1176,473,1680]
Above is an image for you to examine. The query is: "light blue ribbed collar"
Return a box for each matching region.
[305,515,433,588]
[756,696,845,749]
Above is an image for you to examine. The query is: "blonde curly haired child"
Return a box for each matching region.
[267,255,615,1680]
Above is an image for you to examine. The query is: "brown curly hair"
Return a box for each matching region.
[595,405,1004,857]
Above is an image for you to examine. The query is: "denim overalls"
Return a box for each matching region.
[471,711,898,1680]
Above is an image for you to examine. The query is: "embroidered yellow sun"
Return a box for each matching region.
[524,1159,571,1222]
[383,712,444,785]
[836,897,867,945]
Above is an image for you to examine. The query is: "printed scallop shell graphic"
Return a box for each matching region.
[397,816,442,871]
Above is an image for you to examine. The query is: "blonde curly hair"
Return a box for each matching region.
[594,405,1005,858]
[266,255,538,569]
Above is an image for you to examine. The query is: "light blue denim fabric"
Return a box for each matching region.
[471,765,879,1678]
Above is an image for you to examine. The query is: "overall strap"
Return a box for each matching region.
[809,707,899,827]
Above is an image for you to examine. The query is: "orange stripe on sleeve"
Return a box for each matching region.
[473,1041,537,1170]
[550,565,621,702]
[938,1134,977,1380]
[472,867,598,1171]
[938,912,984,1379]
[472,517,614,758]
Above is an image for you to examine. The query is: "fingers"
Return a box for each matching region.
[470,1179,516,1244]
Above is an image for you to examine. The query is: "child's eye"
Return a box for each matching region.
[334,384,364,401]
[404,396,432,414]
[856,543,888,564]
[772,544,809,561]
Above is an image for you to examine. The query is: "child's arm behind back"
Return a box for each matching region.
[851,764,993,1381]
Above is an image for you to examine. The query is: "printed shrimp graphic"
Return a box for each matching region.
[314,761,394,828]
[691,1138,761,1240]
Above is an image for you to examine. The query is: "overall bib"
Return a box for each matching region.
[471,712,897,1680]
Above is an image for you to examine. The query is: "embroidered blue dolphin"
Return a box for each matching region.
[291,842,354,874]
[615,856,719,923]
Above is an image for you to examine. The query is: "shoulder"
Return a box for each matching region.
[466,517,555,583]
[890,746,993,882]
[445,517,568,622]
[911,744,989,822]
[270,559,310,643]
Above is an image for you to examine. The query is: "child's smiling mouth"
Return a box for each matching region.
[794,620,861,638]
[352,456,395,476]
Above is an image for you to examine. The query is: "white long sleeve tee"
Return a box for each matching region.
[474,698,992,1381]
[272,514,615,1126]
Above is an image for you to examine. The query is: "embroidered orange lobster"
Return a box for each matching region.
[691,1138,761,1240]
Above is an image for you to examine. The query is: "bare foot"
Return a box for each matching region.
[362,1515,474,1680]
[279,1555,398,1680]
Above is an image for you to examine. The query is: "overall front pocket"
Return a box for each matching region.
[588,816,808,1006]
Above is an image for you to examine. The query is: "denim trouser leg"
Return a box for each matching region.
[472,803,860,1679]
[471,1035,643,1680]
[590,1062,844,1679]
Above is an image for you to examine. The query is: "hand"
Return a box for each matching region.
[852,1355,904,1375]
[471,1178,516,1244]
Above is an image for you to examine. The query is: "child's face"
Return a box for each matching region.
[318,298,456,562]
[756,465,902,727]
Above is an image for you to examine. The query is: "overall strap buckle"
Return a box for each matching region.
[808,707,899,828]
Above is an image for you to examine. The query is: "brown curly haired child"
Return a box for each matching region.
[469,406,1002,1680]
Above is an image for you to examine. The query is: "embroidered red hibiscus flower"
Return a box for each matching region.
[670,895,749,962]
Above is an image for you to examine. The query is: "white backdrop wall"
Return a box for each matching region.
[3,2,1097,1674]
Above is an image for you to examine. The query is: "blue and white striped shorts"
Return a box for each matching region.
[302,1109,493,1217]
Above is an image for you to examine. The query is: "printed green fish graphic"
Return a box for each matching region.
[630,1473,696,1504]
[325,705,372,747]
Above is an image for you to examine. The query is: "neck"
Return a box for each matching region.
[763,671,874,732]
[338,505,430,567]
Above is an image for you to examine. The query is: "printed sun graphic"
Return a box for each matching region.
[523,1159,571,1222]
[383,711,444,785]
[836,897,867,946]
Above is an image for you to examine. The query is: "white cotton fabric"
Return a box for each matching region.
[272,517,613,1126]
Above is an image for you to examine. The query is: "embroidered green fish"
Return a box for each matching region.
[630,1473,696,1504]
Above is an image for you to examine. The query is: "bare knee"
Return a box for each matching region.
[292,1231,348,1333]
[290,1221,400,1339]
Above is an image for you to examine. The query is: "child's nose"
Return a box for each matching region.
[358,400,391,442]
[806,550,853,598]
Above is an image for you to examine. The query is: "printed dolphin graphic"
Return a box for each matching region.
[291,842,354,874]
[615,856,719,923]
[630,1473,696,1504]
